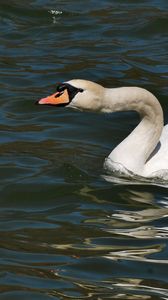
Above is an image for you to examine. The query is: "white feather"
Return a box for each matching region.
[67,79,168,181]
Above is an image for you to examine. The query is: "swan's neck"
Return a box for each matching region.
[103,87,164,175]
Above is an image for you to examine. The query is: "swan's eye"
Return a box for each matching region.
[56,84,67,93]
[55,82,84,101]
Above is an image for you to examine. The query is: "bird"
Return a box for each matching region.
[37,79,168,180]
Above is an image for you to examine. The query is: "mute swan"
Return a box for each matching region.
[37,79,168,180]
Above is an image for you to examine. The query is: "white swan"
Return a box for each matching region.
[38,79,168,180]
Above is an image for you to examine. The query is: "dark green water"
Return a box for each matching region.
[0,1,168,299]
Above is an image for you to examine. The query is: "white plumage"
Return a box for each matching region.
[38,79,168,181]
[67,80,168,180]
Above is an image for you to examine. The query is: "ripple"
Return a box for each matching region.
[0,0,168,299]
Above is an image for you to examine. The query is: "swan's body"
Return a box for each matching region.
[38,79,168,180]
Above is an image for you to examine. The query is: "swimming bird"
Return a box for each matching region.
[37,79,168,180]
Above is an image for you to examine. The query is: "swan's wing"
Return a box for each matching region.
[144,124,168,177]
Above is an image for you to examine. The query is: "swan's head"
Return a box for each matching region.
[37,79,105,112]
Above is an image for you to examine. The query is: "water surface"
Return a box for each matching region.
[0,1,168,299]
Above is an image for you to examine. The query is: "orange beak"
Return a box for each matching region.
[38,89,69,106]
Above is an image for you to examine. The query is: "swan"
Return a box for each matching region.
[37,79,168,180]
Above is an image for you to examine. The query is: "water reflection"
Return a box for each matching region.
[56,254,168,299]
[48,185,168,299]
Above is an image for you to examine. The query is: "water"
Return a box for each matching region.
[0,1,168,299]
